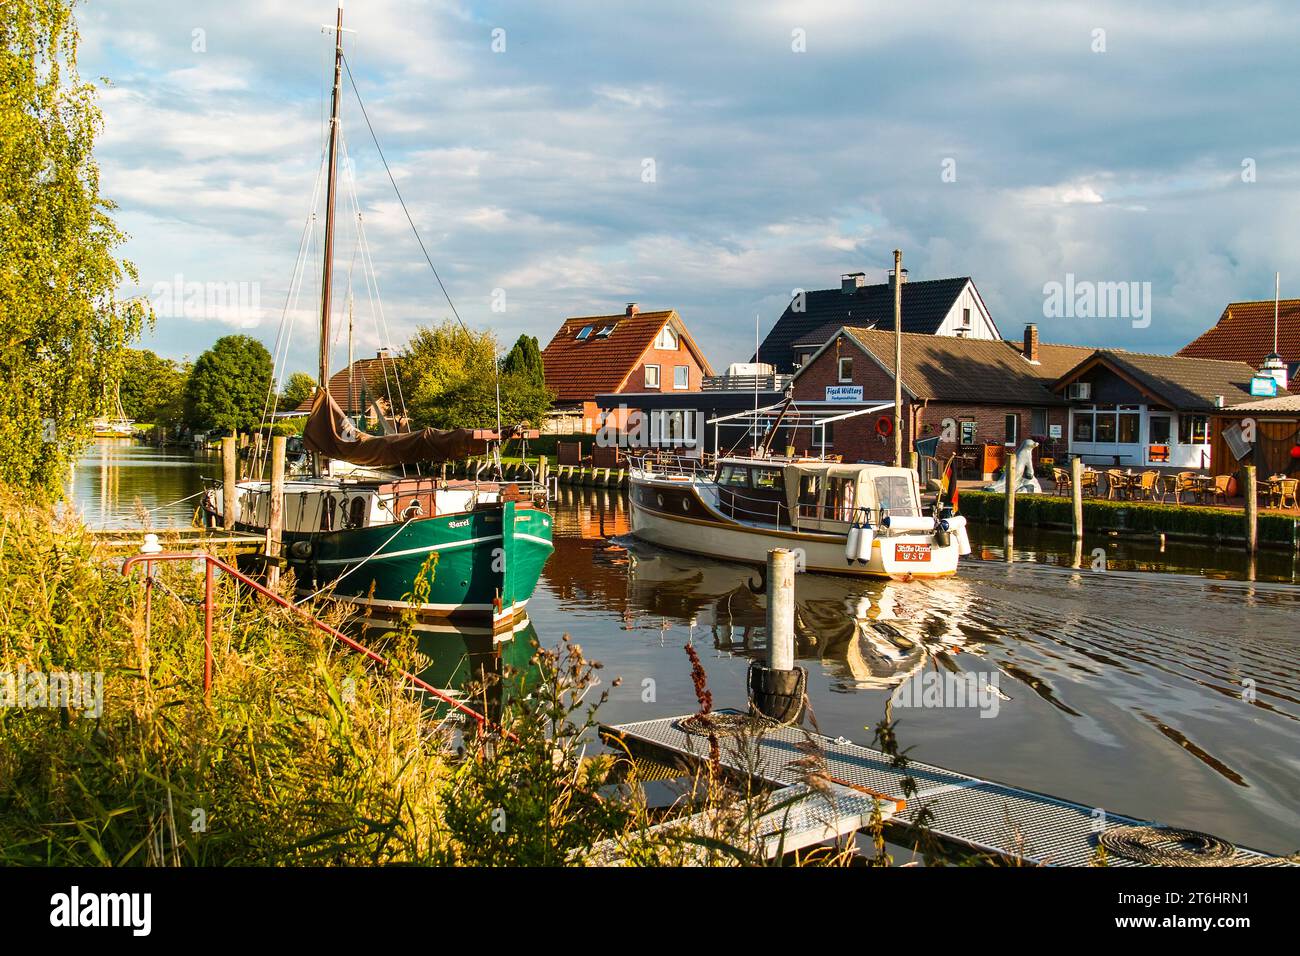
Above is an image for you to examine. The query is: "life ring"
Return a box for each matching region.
[875,416,894,437]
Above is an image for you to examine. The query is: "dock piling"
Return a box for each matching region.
[222,436,237,531]
[1070,457,1084,541]
[1244,463,1258,553]
[266,435,286,589]
[750,549,803,722]
[1004,451,1016,563]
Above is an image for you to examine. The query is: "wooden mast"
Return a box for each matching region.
[315,1,345,477]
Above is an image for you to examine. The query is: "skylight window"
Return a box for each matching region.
[596,325,615,337]
[575,325,593,340]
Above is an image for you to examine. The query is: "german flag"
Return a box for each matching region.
[938,454,959,513]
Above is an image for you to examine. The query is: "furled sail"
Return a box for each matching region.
[303,389,485,466]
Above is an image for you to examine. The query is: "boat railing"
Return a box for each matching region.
[627,453,712,480]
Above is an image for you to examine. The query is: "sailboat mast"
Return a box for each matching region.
[319,3,344,396]
[314,2,344,478]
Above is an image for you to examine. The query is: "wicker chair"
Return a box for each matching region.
[1052,467,1072,496]
[1171,471,1199,504]
[1207,474,1233,506]
[1279,478,1299,510]
[1078,469,1100,498]
[1134,470,1164,502]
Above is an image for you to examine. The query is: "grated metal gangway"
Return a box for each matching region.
[600,711,1292,866]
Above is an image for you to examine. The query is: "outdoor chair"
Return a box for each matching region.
[1172,471,1199,504]
[1052,467,1072,496]
[1104,469,1131,500]
[1279,479,1299,510]
[1207,474,1232,506]
[1134,470,1163,502]
[1078,469,1100,498]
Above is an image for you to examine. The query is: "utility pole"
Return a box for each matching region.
[893,248,904,468]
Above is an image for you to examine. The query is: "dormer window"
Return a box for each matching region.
[575,325,593,340]
[655,325,678,351]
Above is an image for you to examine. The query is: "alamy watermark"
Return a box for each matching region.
[150,274,261,324]
[890,669,1002,718]
[1,666,103,718]
[1042,273,1151,328]
[596,405,705,450]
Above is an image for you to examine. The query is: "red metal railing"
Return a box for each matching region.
[122,551,494,730]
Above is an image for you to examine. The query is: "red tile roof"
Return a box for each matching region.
[1178,299,1300,365]
[541,309,714,403]
[292,356,403,415]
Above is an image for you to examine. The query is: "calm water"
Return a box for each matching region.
[72,442,1300,855]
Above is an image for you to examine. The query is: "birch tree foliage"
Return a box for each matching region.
[0,0,148,495]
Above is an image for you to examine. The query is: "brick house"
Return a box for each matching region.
[756,269,1002,374]
[293,349,406,430]
[540,303,714,434]
[789,324,1080,478]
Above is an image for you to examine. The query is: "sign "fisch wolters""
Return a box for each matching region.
[825,385,864,402]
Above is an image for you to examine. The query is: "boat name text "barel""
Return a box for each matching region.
[448,518,470,528]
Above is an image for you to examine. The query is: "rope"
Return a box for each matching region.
[294,515,414,606]
[1098,825,1241,866]
[676,662,808,738]
[143,490,206,514]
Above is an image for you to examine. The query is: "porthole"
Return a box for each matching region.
[681,497,690,512]
[656,493,665,508]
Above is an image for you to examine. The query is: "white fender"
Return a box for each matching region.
[882,514,938,533]
[855,525,875,562]
[942,515,972,556]
[845,525,861,561]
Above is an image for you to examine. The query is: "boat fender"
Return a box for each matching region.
[941,515,972,556]
[882,515,938,533]
[845,524,861,561]
[289,540,313,560]
[854,525,874,562]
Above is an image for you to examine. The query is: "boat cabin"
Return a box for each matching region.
[712,458,922,532]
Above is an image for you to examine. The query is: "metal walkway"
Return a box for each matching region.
[601,711,1292,866]
[587,781,896,865]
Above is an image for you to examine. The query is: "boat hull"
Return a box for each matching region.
[628,477,959,579]
[246,503,554,628]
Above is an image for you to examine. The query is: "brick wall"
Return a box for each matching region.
[622,344,706,395]
[792,336,1069,466]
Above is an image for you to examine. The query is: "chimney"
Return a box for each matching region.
[1023,324,1039,363]
[888,267,908,287]
[376,347,392,360]
[1261,351,1289,391]
[625,302,639,316]
[840,272,866,294]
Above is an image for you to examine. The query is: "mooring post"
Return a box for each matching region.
[1004,450,1016,563]
[1244,463,1258,553]
[267,435,286,590]
[538,454,549,493]
[767,548,796,671]
[750,548,804,723]
[252,431,264,479]
[222,436,237,531]
[1071,456,1084,541]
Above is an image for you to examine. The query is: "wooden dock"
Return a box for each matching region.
[89,527,266,554]
[600,710,1293,866]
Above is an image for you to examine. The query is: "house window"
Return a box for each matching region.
[673,365,689,389]
[644,364,660,389]
[1118,406,1141,444]
[1178,414,1209,444]
[596,325,615,338]
[576,325,593,340]
[838,356,854,382]
[961,308,971,329]
[655,326,678,350]
[1073,409,1094,442]
[1031,408,1049,436]
[1005,414,1018,446]
[650,409,696,446]
[959,420,977,445]
[1149,416,1171,444]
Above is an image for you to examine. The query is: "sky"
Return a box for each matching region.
[78,0,1300,383]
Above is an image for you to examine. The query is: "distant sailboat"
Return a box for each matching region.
[93,388,134,439]
[203,2,553,629]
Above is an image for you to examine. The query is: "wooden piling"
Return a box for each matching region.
[222,436,237,531]
[538,454,549,492]
[1071,457,1084,541]
[266,436,286,589]
[1244,463,1258,553]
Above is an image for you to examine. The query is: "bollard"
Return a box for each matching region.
[266,435,286,589]
[750,549,804,722]
[222,436,237,531]
[1071,457,1084,541]
[1244,464,1258,553]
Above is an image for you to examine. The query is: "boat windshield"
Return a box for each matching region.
[718,464,750,487]
[874,474,918,516]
